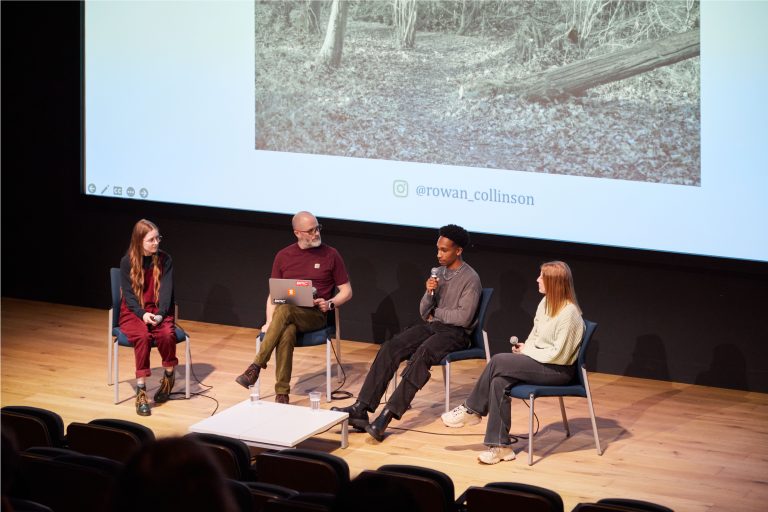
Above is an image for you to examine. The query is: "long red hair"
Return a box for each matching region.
[126,219,161,308]
[541,261,580,317]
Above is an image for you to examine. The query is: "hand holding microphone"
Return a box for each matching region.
[428,267,439,296]
[510,336,522,353]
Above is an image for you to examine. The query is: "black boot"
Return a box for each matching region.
[331,401,369,432]
[135,385,151,417]
[365,408,394,442]
[154,369,175,403]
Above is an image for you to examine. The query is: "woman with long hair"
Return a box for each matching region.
[119,219,177,416]
[441,261,585,464]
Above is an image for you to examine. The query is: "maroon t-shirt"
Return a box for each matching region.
[271,243,349,301]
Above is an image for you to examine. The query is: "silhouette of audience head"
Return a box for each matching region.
[112,436,238,512]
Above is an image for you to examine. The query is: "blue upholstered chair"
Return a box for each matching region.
[108,267,191,404]
[389,288,493,412]
[439,287,493,412]
[254,307,342,402]
[505,319,602,465]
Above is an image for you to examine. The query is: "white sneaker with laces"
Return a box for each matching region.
[477,445,516,464]
[441,404,481,428]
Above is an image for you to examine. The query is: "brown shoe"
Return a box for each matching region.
[154,370,175,403]
[275,393,289,404]
[136,387,151,416]
[236,363,261,389]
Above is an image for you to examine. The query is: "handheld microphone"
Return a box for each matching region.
[429,267,439,295]
[509,336,519,346]
[312,287,317,298]
[153,315,163,324]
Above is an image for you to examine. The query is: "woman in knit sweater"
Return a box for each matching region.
[441,260,585,464]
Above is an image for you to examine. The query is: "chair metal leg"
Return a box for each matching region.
[443,363,451,413]
[528,394,535,466]
[326,338,332,402]
[558,397,571,437]
[185,336,191,399]
[113,342,120,404]
[107,310,113,385]
[334,308,342,383]
[583,368,603,455]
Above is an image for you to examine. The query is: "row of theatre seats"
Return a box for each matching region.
[1,405,673,512]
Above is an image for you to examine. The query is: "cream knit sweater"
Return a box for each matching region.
[521,298,584,365]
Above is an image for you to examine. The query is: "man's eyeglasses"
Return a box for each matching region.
[144,235,163,244]
[296,224,322,235]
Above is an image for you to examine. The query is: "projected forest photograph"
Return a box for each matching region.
[255,0,700,186]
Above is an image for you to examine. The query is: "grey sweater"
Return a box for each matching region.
[419,261,482,332]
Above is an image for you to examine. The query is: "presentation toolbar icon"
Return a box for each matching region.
[87,183,96,193]
[126,187,135,197]
[139,188,149,199]
[113,186,123,196]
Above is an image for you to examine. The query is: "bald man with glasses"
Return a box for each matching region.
[235,211,352,404]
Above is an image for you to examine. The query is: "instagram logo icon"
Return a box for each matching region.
[393,180,409,198]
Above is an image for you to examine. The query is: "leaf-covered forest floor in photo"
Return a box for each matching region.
[256,17,700,186]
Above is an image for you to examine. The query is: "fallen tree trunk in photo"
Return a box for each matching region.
[465,28,699,102]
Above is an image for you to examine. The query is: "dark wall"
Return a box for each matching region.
[3,2,767,392]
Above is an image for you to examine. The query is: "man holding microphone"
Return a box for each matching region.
[332,224,482,442]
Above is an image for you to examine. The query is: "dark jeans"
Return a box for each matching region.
[465,353,575,446]
[357,321,469,418]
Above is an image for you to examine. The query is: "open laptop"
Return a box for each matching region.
[269,278,315,307]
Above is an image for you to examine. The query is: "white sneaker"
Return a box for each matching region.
[441,404,481,428]
[477,445,516,464]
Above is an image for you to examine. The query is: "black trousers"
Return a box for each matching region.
[357,321,469,418]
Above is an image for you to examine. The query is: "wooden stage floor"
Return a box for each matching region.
[2,298,766,511]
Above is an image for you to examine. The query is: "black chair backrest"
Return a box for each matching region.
[377,464,454,509]
[23,447,80,459]
[244,481,300,510]
[468,288,493,349]
[67,421,148,463]
[465,486,553,512]
[7,497,55,512]
[486,481,564,512]
[285,449,350,486]
[1,406,66,449]
[598,498,674,512]
[186,433,253,481]
[575,319,598,384]
[227,479,255,512]
[354,469,448,512]
[257,450,347,494]
[18,453,121,512]
[572,503,639,512]
[263,498,330,512]
[110,267,122,328]
[461,482,564,512]
[89,418,156,444]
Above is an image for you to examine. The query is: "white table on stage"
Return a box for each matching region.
[188,400,350,449]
